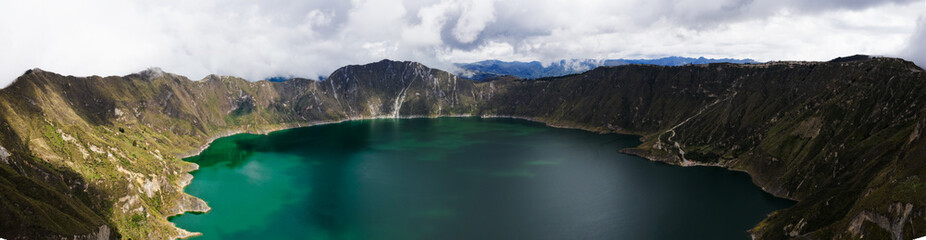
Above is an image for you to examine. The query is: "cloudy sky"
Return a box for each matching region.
[1,0,924,87]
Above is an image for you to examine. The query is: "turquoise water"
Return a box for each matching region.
[170,118,793,239]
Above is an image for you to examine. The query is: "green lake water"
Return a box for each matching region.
[170,118,793,239]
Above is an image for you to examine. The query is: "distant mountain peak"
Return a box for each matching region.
[22,68,46,76]
[829,54,874,63]
[139,67,166,79]
[455,56,759,81]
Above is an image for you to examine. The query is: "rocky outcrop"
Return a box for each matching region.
[72,225,111,240]
[169,164,210,216]
[847,203,914,240]
[0,144,9,164]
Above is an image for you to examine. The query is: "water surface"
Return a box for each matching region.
[171,118,793,239]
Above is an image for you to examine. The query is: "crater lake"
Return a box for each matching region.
[170,117,794,239]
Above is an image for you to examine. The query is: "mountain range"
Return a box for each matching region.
[0,55,924,239]
[455,56,759,80]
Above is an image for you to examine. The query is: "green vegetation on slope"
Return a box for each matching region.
[0,58,924,239]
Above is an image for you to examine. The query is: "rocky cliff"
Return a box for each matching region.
[0,57,923,239]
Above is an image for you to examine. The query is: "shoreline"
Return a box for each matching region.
[167,114,476,239]
[166,114,797,239]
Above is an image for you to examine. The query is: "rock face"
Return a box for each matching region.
[0,144,9,164]
[0,57,924,239]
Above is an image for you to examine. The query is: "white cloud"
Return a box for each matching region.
[452,0,496,43]
[0,0,923,88]
[904,16,926,68]
[403,2,453,46]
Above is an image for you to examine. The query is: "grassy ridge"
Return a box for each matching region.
[0,58,924,239]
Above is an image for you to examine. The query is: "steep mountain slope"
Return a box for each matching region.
[0,61,481,239]
[0,58,923,239]
[477,59,926,239]
[456,57,759,80]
